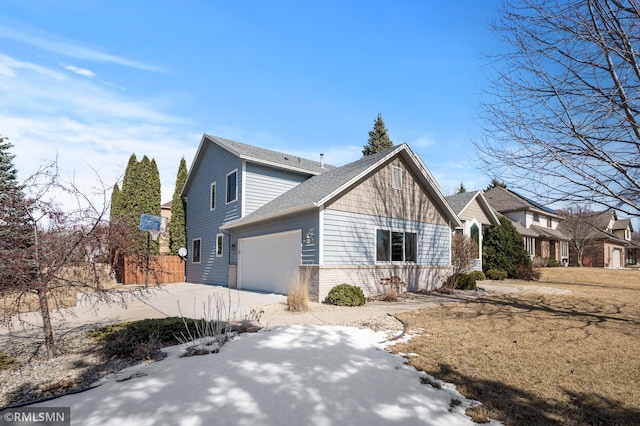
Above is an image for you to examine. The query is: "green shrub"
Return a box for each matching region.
[470,270,486,281]
[486,269,507,280]
[548,260,561,267]
[445,273,477,290]
[483,216,532,278]
[326,284,366,307]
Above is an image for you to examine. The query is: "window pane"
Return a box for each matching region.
[216,234,223,257]
[405,232,417,262]
[392,167,402,190]
[391,232,404,261]
[376,230,390,262]
[210,183,216,210]
[192,239,201,263]
[226,171,237,203]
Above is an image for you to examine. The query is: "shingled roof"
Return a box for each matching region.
[485,186,561,218]
[222,144,461,230]
[205,134,332,175]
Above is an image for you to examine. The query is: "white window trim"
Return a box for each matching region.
[216,233,224,257]
[226,169,238,204]
[192,238,201,264]
[210,181,217,211]
[374,227,417,264]
[392,166,403,190]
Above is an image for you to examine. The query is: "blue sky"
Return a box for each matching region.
[0,0,503,206]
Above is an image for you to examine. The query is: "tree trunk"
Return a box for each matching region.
[37,289,55,359]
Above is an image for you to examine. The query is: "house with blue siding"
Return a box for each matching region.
[182,135,461,302]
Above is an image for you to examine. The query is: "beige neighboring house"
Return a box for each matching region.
[445,190,501,271]
[159,201,172,255]
[485,187,570,264]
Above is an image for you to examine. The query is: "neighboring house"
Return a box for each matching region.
[445,190,501,271]
[181,135,461,302]
[559,209,639,267]
[485,187,570,264]
[159,201,172,255]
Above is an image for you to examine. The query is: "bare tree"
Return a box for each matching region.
[558,205,602,266]
[476,0,640,217]
[446,234,479,288]
[0,154,135,359]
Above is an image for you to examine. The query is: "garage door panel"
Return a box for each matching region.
[238,230,301,294]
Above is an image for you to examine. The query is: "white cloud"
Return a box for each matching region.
[0,22,161,72]
[0,53,197,211]
[412,134,436,148]
[61,63,96,78]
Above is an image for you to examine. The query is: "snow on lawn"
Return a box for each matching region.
[36,325,497,426]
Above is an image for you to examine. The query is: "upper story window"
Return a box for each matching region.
[226,170,238,204]
[210,182,216,210]
[392,166,403,190]
[547,218,552,228]
[533,213,540,222]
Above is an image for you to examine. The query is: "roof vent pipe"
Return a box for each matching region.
[320,153,325,168]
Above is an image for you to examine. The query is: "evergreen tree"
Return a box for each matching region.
[0,136,34,286]
[485,178,507,192]
[457,183,467,194]
[169,158,188,255]
[482,216,531,278]
[362,113,394,156]
[109,183,122,223]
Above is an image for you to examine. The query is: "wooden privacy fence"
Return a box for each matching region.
[119,255,185,285]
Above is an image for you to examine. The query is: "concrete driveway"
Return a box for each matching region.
[4,283,287,336]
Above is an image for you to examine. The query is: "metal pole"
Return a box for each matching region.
[145,231,150,287]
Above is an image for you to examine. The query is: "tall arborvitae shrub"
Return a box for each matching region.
[169,158,187,255]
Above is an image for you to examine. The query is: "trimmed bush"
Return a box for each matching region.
[470,270,486,281]
[326,284,366,307]
[445,273,477,290]
[486,269,507,280]
[548,260,561,267]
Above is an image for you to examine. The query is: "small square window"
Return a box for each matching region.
[192,239,201,263]
[533,213,540,222]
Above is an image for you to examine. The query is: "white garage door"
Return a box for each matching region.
[238,230,302,294]
[612,249,622,268]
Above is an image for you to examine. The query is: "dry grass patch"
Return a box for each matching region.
[287,272,310,312]
[392,270,640,425]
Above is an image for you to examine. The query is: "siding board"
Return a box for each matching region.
[184,142,243,285]
[244,163,309,215]
[323,209,450,266]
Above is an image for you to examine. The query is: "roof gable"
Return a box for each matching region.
[445,190,500,226]
[222,144,462,229]
[181,134,332,197]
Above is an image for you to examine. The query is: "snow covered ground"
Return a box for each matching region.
[35,325,498,425]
